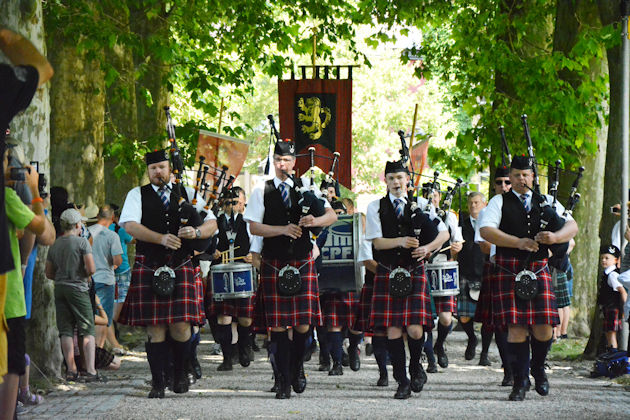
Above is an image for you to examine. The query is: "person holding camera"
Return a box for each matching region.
[0,145,55,418]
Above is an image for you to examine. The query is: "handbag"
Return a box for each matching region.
[152,265,176,297]
[277,265,302,296]
[389,267,413,298]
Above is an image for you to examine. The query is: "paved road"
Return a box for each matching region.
[22,330,630,419]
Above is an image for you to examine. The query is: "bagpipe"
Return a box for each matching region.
[397,130,439,246]
[267,114,328,235]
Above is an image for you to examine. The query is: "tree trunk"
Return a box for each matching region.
[551,1,609,351]
[0,0,62,379]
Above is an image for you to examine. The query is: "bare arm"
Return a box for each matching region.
[373,237,418,250]
[249,221,299,239]
[84,254,96,276]
[112,254,122,269]
[94,296,108,326]
[363,259,378,274]
[45,260,55,280]
[479,241,492,255]
[23,165,55,245]
[480,226,538,252]
[534,220,579,245]
[123,221,165,245]
[0,28,53,87]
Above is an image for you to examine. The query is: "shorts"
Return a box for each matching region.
[55,284,96,338]
[115,269,131,303]
[94,282,115,326]
[7,316,26,375]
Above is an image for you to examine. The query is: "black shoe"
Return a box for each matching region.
[365,343,374,356]
[478,352,491,366]
[532,370,549,396]
[303,340,317,362]
[508,385,527,401]
[251,339,260,352]
[231,345,239,365]
[329,361,343,376]
[465,336,478,360]
[270,375,281,393]
[434,344,448,368]
[342,349,350,367]
[501,370,513,387]
[187,371,196,385]
[291,364,307,393]
[148,386,165,399]
[377,370,389,387]
[409,364,427,393]
[239,346,252,367]
[275,380,291,399]
[172,376,189,394]
[394,382,411,399]
[217,360,233,371]
[426,360,438,373]
[318,359,331,372]
[191,357,202,379]
[348,347,360,372]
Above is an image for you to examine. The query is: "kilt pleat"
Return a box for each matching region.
[369,263,433,328]
[474,262,494,325]
[602,306,622,332]
[118,255,204,326]
[205,289,255,320]
[321,292,357,328]
[457,277,477,318]
[491,256,559,327]
[256,255,321,328]
[552,269,571,309]
[434,295,456,314]
[354,283,373,332]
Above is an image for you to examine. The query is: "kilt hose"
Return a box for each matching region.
[320,292,358,328]
[369,263,433,329]
[255,254,322,328]
[491,256,559,327]
[457,277,477,318]
[602,306,622,332]
[118,255,204,326]
[474,262,494,325]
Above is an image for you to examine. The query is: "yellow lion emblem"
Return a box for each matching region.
[297,97,332,141]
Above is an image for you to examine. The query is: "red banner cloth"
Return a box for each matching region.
[196,130,249,183]
[278,78,352,189]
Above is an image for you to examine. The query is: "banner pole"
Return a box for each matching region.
[409,103,419,150]
[312,27,317,75]
[218,97,225,134]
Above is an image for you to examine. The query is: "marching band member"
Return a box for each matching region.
[118,149,216,398]
[366,160,448,399]
[207,187,256,371]
[244,139,336,399]
[479,155,578,401]
[429,188,464,368]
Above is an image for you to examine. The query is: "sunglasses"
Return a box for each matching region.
[495,180,511,186]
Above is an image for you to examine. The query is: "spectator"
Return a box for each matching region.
[0,27,54,420]
[45,208,104,382]
[87,205,122,349]
[74,294,120,373]
[108,203,134,354]
[598,245,627,351]
[0,142,55,418]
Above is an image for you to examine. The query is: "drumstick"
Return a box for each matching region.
[227,256,248,262]
[220,246,240,255]
[418,240,466,261]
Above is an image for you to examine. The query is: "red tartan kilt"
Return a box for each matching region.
[474,262,494,325]
[321,292,357,328]
[491,256,559,326]
[370,263,433,328]
[602,306,622,332]
[433,295,456,314]
[354,283,373,332]
[205,290,255,320]
[256,255,322,328]
[118,255,204,326]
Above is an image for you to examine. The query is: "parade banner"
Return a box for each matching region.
[410,138,430,186]
[278,78,352,189]
[196,130,249,181]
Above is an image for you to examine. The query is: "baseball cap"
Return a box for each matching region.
[60,208,87,225]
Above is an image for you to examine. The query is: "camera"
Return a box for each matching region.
[9,166,29,181]
[611,206,621,214]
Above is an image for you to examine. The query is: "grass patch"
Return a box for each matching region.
[117,324,147,351]
[548,337,587,361]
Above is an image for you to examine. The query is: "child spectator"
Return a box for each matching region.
[45,208,104,382]
[598,245,627,351]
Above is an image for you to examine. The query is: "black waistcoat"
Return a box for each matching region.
[458,217,486,281]
[262,179,312,261]
[216,213,250,259]
[598,268,621,309]
[373,196,414,266]
[137,184,190,266]
[496,191,545,260]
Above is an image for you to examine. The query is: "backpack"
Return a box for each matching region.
[590,349,630,379]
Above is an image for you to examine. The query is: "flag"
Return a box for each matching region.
[196,130,249,182]
[410,138,430,186]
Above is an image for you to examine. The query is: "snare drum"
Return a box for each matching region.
[210,262,256,301]
[426,261,460,297]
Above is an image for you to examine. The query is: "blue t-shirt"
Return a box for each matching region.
[109,223,133,273]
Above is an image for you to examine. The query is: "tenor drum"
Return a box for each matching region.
[210,262,256,301]
[426,261,460,297]
[318,214,365,293]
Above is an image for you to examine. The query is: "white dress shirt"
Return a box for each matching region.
[243,176,331,224]
[616,270,630,320]
[119,182,216,227]
[605,265,623,290]
[366,193,447,240]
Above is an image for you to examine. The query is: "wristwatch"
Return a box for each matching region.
[195,227,202,238]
